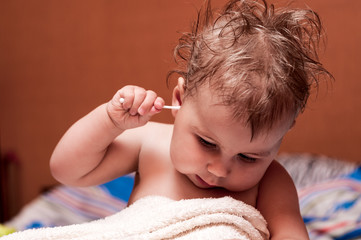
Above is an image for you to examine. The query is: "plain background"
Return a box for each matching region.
[1,0,360,217]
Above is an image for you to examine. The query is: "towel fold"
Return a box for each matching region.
[2,195,269,240]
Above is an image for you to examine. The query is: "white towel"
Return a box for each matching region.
[2,196,269,240]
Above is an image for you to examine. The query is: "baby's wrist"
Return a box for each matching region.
[103,103,126,134]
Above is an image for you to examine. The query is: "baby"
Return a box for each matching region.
[50,0,332,239]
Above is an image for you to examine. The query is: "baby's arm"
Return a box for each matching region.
[257,161,309,240]
[50,86,164,187]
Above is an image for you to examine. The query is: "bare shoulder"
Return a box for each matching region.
[117,121,174,157]
[257,160,309,239]
[258,160,295,201]
[263,160,290,182]
[92,121,174,180]
[115,121,173,143]
[143,121,174,133]
[139,121,173,143]
[139,122,174,157]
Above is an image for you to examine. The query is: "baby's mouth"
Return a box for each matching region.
[195,175,216,188]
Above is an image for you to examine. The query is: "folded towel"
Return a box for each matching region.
[2,195,269,240]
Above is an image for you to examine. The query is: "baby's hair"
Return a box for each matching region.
[168,0,333,138]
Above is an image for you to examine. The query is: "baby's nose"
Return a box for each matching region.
[207,158,230,178]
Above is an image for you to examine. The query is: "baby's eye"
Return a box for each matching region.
[198,137,217,149]
[237,153,257,163]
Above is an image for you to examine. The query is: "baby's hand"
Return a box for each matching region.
[106,86,165,130]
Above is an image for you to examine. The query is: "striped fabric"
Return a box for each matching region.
[298,167,361,240]
[43,185,127,220]
[42,174,134,221]
[5,175,134,230]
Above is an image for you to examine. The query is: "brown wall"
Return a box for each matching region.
[1,0,360,215]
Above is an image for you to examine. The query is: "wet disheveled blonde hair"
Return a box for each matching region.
[169,0,332,137]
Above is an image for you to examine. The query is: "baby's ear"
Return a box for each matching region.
[171,77,185,117]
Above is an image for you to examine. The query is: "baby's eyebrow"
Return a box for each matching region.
[192,126,217,139]
[243,151,270,157]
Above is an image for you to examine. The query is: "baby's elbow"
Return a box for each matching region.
[49,155,64,183]
[49,154,73,185]
[49,154,93,187]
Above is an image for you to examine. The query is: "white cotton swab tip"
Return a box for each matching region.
[119,98,180,110]
[162,105,181,110]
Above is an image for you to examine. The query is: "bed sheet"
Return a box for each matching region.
[278,154,361,240]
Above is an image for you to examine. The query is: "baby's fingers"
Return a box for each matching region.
[138,91,164,116]
[121,87,146,115]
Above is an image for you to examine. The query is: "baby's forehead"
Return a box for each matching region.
[189,85,244,123]
[187,80,296,136]
[188,73,260,104]
[188,83,226,107]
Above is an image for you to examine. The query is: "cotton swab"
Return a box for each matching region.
[162,105,181,110]
[119,98,180,110]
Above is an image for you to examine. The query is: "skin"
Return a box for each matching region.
[50,78,309,239]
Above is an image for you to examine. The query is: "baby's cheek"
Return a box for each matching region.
[229,165,267,190]
[172,154,195,173]
[172,148,203,174]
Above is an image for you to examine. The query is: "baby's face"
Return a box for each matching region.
[170,86,294,192]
